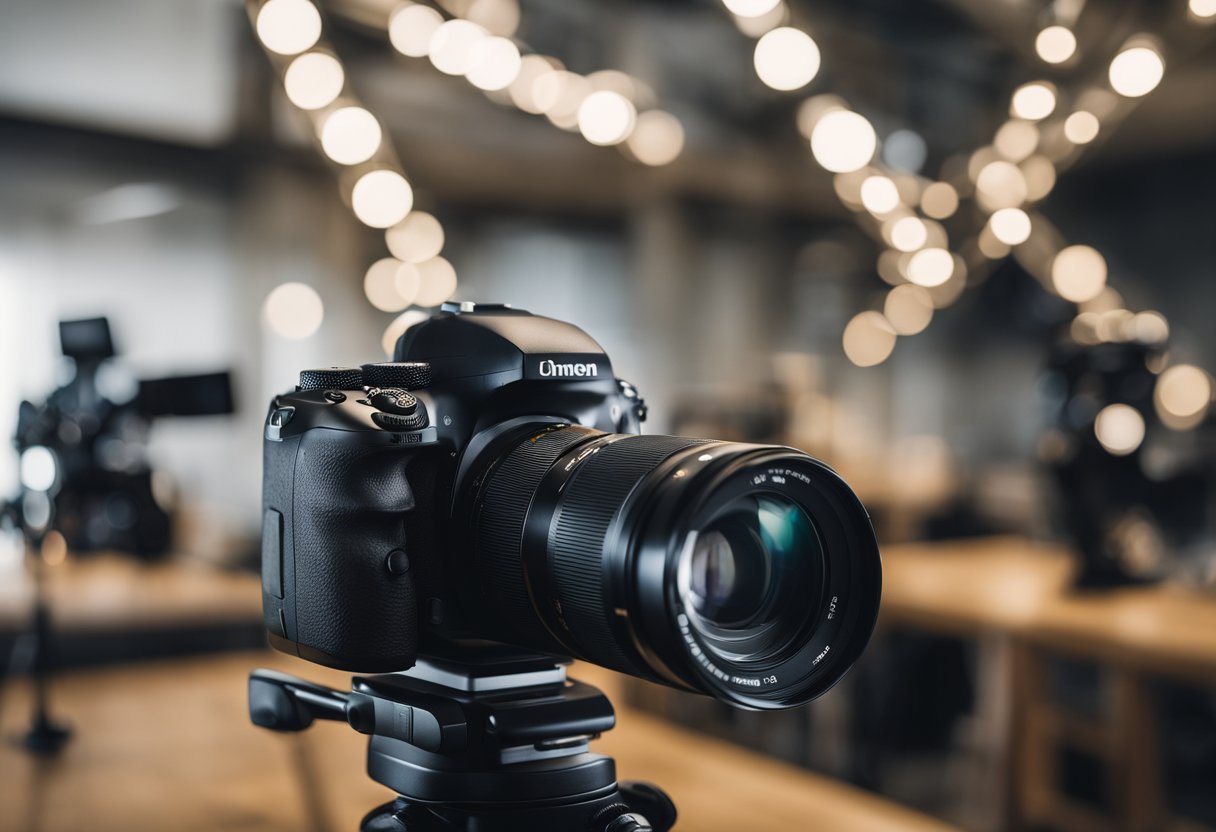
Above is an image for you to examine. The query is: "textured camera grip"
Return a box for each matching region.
[274,427,419,672]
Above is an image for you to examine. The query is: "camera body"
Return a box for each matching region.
[261,303,643,672]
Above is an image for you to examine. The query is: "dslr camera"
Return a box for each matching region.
[261,303,880,710]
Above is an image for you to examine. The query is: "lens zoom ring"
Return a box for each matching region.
[549,435,707,672]
[475,426,597,651]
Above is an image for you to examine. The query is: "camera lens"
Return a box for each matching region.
[470,425,880,710]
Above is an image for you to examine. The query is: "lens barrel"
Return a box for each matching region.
[471,425,881,709]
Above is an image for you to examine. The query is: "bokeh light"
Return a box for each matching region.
[429,19,488,76]
[883,284,934,335]
[994,120,1039,162]
[284,52,344,110]
[414,256,459,306]
[256,0,322,56]
[386,211,445,263]
[723,0,781,17]
[1109,45,1165,98]
[1094,403,1145,456]
[906,248,954,287]
[810,110,877,173]
[586,70,636,99]
[1020,155,1056,201]
[351,170,414,228]
[1035,26,1077,64]
[466,36,523,91]
[508,55,560,114]
[733,2,787,37]
[975,160,1028,210]
[395,263,420,306]
[1155,365,1212,429]
[1192,0,1216,18]
[466,0,521,36]
[1064,111,1101,144]
[795,94,845,139]
[263,282,324,339]
[1051,245,1107,303]
[978,225,1012,260]
[577,91,637,146]
[364,258,411,312]
[1010,82,1057,121]
[753,27,820,91]
[921,182,959,219]
[389,4,444,58]
[1133,311,1169,344]
[989,208,1032,245]
[20,446,58,492]
[860,176,900,215]
[626,110,685,166]
[889,216,928,252]
[843,311,897,367]
[320,107,381,165]
[535,71,591,130]
[882,129,927,173]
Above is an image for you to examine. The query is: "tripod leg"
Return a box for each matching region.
[23,554,71,755]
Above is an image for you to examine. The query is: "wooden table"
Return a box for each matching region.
[0,554,263,635]
[880,536,1216,832]
[882,536,1216,685]
[0,651,957,832]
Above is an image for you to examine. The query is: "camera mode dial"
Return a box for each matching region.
[368,387,418,416]
[368,387,428,431]
[362,362,432,390]
[298,367,364,391]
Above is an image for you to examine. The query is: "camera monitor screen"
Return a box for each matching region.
[59,317,116,361]
[136,371,235,417]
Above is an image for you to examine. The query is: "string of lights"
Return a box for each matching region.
[958,10,1213,453]
[247,0,458,354]
[719,0,1214,442]
[250,0,692,354]
[249,0,1214,425]
[344,0,688,166]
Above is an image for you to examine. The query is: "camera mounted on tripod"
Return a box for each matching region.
[251,302,882,829]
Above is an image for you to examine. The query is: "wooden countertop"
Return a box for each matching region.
[0,554,263,633]
[0,651,957,832]
[880,536,1216,686]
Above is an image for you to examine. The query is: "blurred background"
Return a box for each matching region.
[1,0,1215,829]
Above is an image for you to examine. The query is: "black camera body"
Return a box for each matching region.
[263,303,881,710]
[262,303,638,668]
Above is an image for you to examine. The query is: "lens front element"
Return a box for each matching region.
[678,495,823,665]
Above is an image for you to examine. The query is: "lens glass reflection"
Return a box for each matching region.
[679,494,823,665]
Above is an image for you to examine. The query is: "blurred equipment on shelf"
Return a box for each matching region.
[1040,337,1216,588]
[9,317,235,560]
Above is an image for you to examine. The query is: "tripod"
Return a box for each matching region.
[249,645,678,831]
[1,499,72,755]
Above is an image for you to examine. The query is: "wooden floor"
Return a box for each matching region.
[0,651,957,832]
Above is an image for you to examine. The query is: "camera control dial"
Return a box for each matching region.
[368,387,418,416]
[298,367,365,391]
[368,387,428,431]
[362,362,433,390]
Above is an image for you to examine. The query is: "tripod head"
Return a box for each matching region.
[249,644,677,832]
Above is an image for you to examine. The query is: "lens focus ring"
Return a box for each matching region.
[545,434,707,672]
